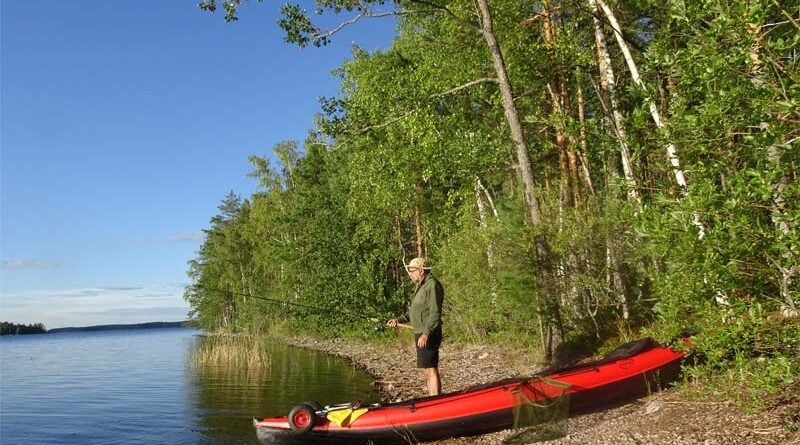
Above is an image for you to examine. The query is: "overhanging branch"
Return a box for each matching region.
[309,0,481,45]
[404,0,482,33]
[331,77,499,149]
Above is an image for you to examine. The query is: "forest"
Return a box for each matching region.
[187,0,799,403]
[0,322,47,335]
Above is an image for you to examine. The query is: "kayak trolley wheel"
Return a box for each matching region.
[301,400,322,411]
[288,404,316,434]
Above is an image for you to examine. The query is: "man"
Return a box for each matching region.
[387,257,445,396]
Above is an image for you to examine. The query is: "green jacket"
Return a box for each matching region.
[398,274,444,335]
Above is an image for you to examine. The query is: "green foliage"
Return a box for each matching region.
[198,0,263,23]
[653,298,799,409]
[193,0,800,410]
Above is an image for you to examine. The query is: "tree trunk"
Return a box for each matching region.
[768,145,798,313]
[575,70,596,195]
[395,214,408,287]
[567,148,582,208]
[475,177,500,305]
[749,22,799,315]
[474,177,496,268]
[476,0,543,229]
[476,0,562,358]
[595,0,704,237]
[542,5,576,210]
[414,201,423,258]
[588,0,638,202]
[609,239,630,320]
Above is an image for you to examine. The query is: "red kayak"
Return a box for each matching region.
[254,338,687,445]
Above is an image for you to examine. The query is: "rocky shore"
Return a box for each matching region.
[285,335,798,445]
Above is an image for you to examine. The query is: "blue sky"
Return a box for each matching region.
[1,1,395,328]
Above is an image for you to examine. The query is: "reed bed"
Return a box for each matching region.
[190,335,272,370]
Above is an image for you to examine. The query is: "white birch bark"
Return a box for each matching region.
[595,0,705,238]
[474,177,496,268]
[748,24,797,314]
[475,177,501,305]
[768,143,798,314]
[575,70,596,195]
[588,0,638,202]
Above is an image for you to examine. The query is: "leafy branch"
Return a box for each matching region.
[330,77,499,148]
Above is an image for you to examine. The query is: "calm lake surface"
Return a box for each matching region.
[0,328,379,445]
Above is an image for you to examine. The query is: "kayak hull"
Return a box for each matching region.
[254,338,686,445]
[255,407,512,445]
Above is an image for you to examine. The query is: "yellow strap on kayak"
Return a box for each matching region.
[349,408,368,424]
[326,408,369,427]
[326,409,352,426]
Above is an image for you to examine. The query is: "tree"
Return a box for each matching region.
[189,0,800,392]
[185,191,256,331]
[0,322,47,335]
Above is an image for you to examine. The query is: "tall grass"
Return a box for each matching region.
[190,335,272,370]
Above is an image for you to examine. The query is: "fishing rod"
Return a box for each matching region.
[202,287,412,329]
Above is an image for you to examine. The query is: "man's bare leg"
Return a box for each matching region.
[424,367,441,396]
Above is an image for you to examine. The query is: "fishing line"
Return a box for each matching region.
[200,287,390,324]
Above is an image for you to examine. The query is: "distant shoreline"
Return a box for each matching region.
[47,321,192,334]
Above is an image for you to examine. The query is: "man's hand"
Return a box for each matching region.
[417,333,428,348]
[387,318,399,328]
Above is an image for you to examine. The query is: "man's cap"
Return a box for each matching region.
[406,257,432,270]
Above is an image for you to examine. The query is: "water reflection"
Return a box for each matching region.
[0,330,378,445]
[187,336,379,444]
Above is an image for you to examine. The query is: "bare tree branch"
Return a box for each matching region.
[405,0,482,33]
[430,77,498,97]
[770,0,800,31]
[309,0,481,44]
[331,77,499,149]
[311,9,368,43]
[345,110,420,137]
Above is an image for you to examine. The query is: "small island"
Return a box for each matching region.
[0,322,47,335]
[47,321,190,333]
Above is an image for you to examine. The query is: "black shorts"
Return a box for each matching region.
[415,328,442,368]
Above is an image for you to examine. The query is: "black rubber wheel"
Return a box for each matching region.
[288,404,316,434]
[301,400,322,411]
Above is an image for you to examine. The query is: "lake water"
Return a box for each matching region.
[0,328,379,445]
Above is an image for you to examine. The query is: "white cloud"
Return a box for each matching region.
[166,231,205,243]
[0,284,190,329]
[1,260,61,269]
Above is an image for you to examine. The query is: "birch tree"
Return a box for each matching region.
[588,0,638,202]
[595,0,705,239]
